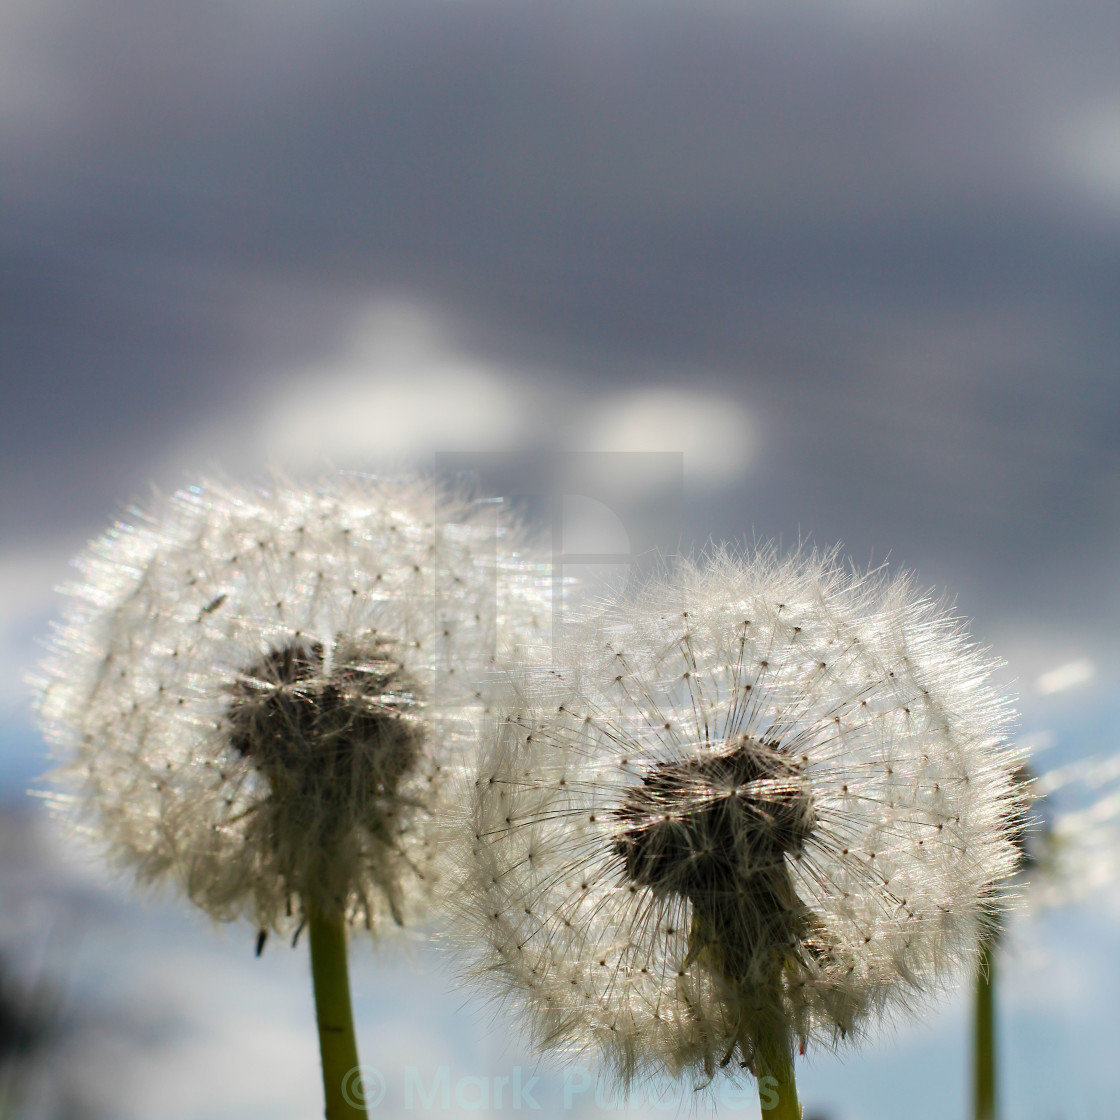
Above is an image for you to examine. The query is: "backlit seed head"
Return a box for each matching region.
[34,473,550,934]
[450,545,1023,1087]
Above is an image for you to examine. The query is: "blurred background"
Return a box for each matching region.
[2,0,1119,1116]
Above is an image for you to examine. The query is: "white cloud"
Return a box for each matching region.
[581,387,755,485]
[160,304,758,503]
[252,306,538,466]
[125,969,319,1119]
[160,303,544,479]
[1035,658,1095,696]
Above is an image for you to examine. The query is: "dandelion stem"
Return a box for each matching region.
[308,906,368,1120]
[756,1028,802,1120]
[973,935,997,1120]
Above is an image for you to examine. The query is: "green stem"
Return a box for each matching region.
[308,907,368,1120]
[756,1028,802,1120]
[973,936,997,1120]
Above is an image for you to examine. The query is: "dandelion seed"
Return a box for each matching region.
[452,545,1022,1115]
[33,472,549,1119]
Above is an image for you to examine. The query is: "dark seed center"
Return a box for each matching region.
[226,637,424,809]
[612,734,820,992]
[613,735,814,902]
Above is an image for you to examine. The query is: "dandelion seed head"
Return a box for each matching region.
[1026,752,1120,911]
[452,545,1022,1086]
[34,473,550,934]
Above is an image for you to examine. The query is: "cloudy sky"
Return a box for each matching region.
[3,0,1120,1116]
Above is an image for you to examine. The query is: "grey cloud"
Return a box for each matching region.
[3,0,1119,652]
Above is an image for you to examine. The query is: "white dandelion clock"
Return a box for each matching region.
[454,547,1022,1117]
[1031,752,1120,908]
[33,473,550,1120]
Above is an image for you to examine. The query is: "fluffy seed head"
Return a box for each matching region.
[34,474,550,933]
[1027,754,1120,910]
[452,546,1023,1086]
